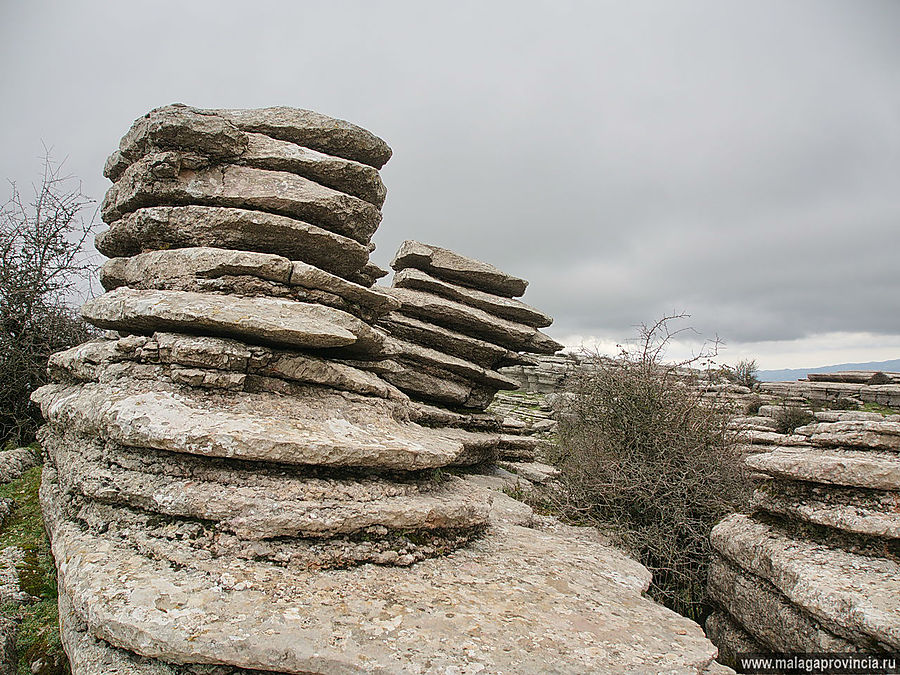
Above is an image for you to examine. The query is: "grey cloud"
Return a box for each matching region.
[1,0,897,353]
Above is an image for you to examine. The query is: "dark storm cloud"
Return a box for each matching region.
[1,0,897,353]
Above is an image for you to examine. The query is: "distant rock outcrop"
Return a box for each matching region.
[34,104,726,673]
[760,372,900,409]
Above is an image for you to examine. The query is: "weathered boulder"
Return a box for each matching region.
[0,447,38,484]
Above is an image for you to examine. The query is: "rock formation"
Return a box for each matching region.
[374,240,564,466]
[759,372,900,409]
[34,104,726,673]
[708,404,900,660]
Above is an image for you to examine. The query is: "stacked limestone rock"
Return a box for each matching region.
[707,410,900,659]
[35,104,497,670]
[377,241,562,464]
[760,371,900,410]
[33,104,727,674]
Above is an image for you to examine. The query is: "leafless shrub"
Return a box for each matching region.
[546,315,750,620]
[722,358,759,389]
[0,152,97,444]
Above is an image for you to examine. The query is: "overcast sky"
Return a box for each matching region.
[2,1,897,369]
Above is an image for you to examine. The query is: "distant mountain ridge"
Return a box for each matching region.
[757,358,900,382]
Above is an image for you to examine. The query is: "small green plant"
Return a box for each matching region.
[860,402,900,416]
[822,397,860,411]
[773,405,816,434]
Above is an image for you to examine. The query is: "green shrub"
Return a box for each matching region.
[822,397,860,411]
[548,316,750,621]
[773,405,816,434]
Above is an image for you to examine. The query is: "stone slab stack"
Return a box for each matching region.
[377,240,564,463]
[33,104,728,674]
[707,411,900,660]
[760,372,900,409]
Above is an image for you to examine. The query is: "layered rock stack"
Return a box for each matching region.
[377,241,563,463]
[32,104,727,673]
[707,410,900,659]
[759,371,900,409]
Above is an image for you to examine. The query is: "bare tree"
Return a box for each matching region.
[0,152,97,444]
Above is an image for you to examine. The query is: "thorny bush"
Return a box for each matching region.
[0,153,97,445]
[547,315,750,621]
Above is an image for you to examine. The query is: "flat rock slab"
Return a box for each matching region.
[49,334,403,401]
[289,261,398,314]
[378,313,519,368]
[237,133,387,206]
[95,206,370,278]
[388,287,562,355]
[794,420,900,451]
[746,446,900,491]
[385,336,518,391]
[101,247,294,290]
[99,248,398,317]
[46,483,721,674]
[381,363,494,409]
[497,434,542,461]
[704,611,763,666]
[208,106,392,169]
[105,105,248,179]
[59,589,270,675]
[32,381,476,470]
[753,479,900,539]
[82,287,384,353]
[104,156,380,245]
[47,429,489,540]
[497,461,560,484]
[711,514,900,649]
[707,556,859,652]
[734,430,808,446]
[393,268,551,327]
[391,240,528,298]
